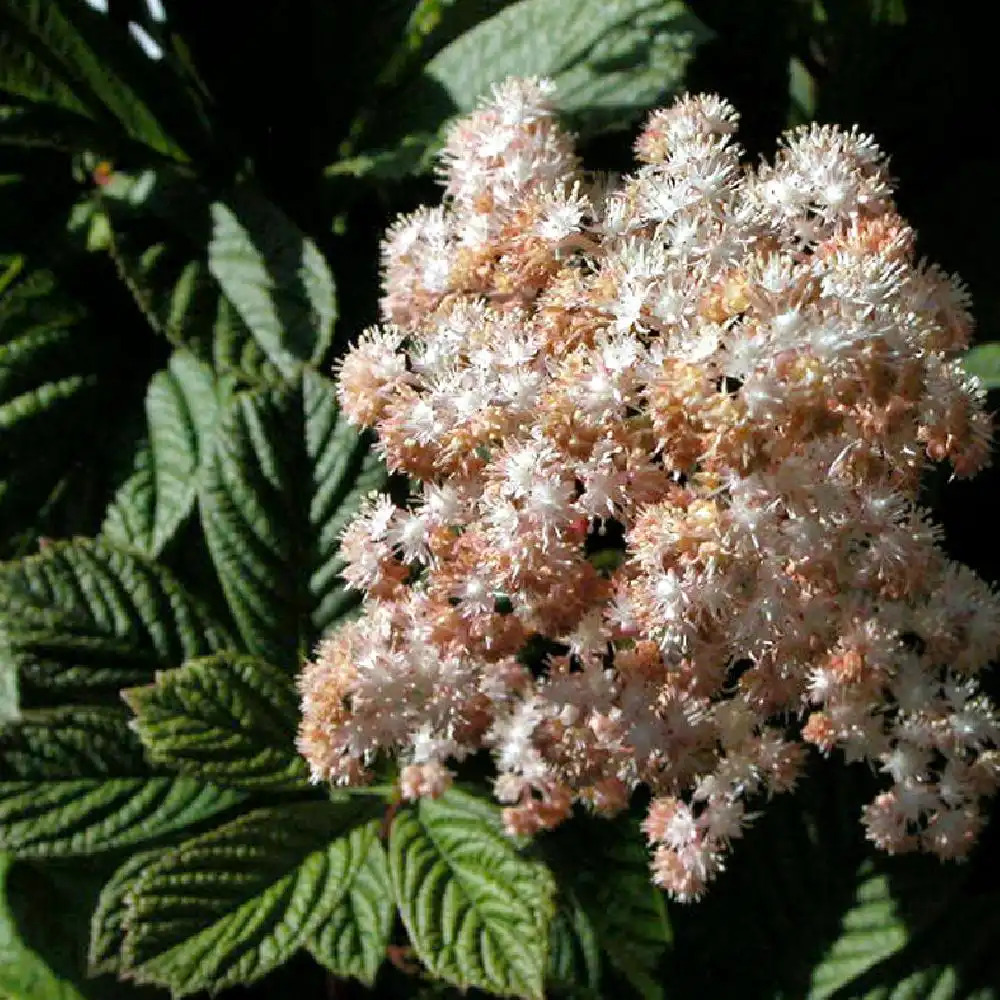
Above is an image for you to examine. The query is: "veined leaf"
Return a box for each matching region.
[807,863,911,999]
[120,799,381,996]
[307,819,394,986]
[547,889,601,998]
[88,847,167,976]
[1,265,97,478]
[0,0,204,159]
[388,787,556,999]
[0,706,148,779]
[208,190,337,377]
[103,351,220,557]
[95,169,286,385]
[542,815,669,1000]
[0,264,150,561]
[199,370,385,669]
[337,0,711,176]
[0,706,243,857]
[4,851,163,999]
[661,762,1000,999]
[124,653,310,792]
[840,890,1000,1000]
[425,0,711,132]
[0,538,235,693]
[805,850,992,1000]
[663,764,872,996]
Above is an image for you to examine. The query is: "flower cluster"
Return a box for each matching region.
[298,78,1000,900]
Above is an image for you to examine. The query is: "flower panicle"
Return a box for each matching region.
[301,79,1000,900]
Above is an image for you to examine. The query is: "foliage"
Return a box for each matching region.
[1,2,999,999]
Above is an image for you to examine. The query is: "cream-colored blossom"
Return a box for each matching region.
[299,79,999,901]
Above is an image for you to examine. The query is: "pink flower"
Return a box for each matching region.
[299,79,1000,900]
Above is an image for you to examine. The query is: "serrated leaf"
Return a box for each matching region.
[661,762,999,1000]
[0,264,150,561]
[388,787,556,999]
[0,776,218,857]
[962,343,1000,390]
[543,815,669,1000]
[820,887,1000,1000]
[103,351,220,557]
[0,706,243,857]
[1,266,98,513]
[0,706,148,779]
[805,849,996,1000]
[426,0,711,132]
[0,538,235,693]
[120,799,381,996]
[124,652,310,792]
[95,170,281,387]
[307,819,394,986]
[199,370,385,668]
[208,191,337,377]
[547,889,601,998]
[0,0,205,159]
[663,765,873,997]
[807,863,909,1000]
[344,0,711,175]
[88,847,167,976]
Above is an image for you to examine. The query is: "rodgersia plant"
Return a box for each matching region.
[300,77,1000,902]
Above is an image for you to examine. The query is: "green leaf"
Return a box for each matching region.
[0,0,192,159]
[388,787,556,999]
[0,706,243,856]
[663,765,871,997]
[0,706,148,779]
[426,0,710,130]
[120,799,381,996]
[343,0,711,174]
[543,815,669,1000]
[3,852,160,1000]
[868,0,907,25]
[95,170,280,387]
[0,538,235,694]
[1,266,98,547]
[103,351,220,557]
[199,370,386,669]
[0,263,150,561]
[208,190,337,377]
[1,852,89,1000]
[307,819,394,987]
[788,55,818,126]
[325,134,440,181]
[804,851,995,1000]
[88,847,166,976]
[807,862,911,999]
[661,762,1000,1000]
[0,103,126,155]
[547,890,601,998]
[123,652,310,792]
[868,898,1000,1000]
[962,343,1000,390]
[0,640,15,724]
